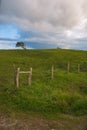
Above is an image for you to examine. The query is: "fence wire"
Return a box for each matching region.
[0,62,87,87]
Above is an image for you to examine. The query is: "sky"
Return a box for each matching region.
[0,0,87,50]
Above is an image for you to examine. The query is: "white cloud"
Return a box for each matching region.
[0,0,87,50]
[0,40,16,49]
[0,40,33,49]
[0,0,86,32]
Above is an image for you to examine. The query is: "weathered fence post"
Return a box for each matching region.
[51,65,54,79]
[67,62,70,73]
[78,64,80,73]
[14,67,32,87]
[15,68,20,88]
[28,67,32,86]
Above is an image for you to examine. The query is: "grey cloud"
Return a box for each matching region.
[83,0,87,16]
[0,0,86,31]
[1,0,87,50]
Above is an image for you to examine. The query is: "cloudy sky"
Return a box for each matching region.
[0,0,87,50]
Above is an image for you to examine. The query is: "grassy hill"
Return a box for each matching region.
[0,49,87,128]
[0,49,87,116]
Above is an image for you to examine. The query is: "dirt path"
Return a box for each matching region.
[0,113,87,130]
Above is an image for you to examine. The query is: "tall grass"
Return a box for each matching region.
[0,49,87,116]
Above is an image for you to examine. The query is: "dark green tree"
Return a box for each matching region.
[16,42,26,49]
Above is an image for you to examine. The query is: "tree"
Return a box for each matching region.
[16,42,26,49]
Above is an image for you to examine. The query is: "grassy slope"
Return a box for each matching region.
[0,49,87,117]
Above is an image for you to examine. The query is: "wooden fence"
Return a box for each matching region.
[13,62,87,87]
[14,67,32,88]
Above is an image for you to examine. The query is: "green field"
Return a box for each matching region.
[0,49,87,129]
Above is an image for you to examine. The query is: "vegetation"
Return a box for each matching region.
[16,41,26,49]
[0,49,87,118]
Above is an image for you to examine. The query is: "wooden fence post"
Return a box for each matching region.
[14,67,32,87]
[78,64,80,73]
[51,65,54,79]
[15,68,20,88]
[28,67,32,86]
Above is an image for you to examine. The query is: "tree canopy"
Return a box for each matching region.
[16,42,26,49]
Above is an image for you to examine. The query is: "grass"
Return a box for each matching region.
[0,49,87,118]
